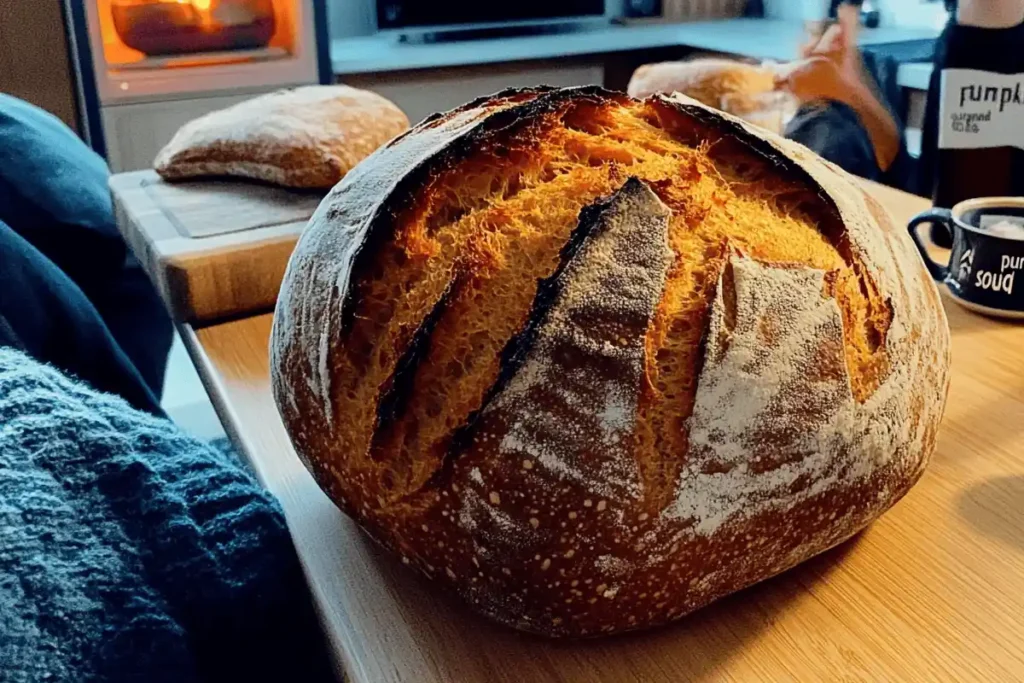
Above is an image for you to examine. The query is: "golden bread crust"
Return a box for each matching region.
[271,87,950,637]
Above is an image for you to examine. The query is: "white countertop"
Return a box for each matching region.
[332,19,940,76]
[897,61,934,91]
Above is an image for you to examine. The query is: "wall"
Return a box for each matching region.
[764,0,825,20]
[0,0,78,130]
[765,0,949,26]
[880,1,949,29]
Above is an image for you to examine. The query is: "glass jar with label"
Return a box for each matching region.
[927,19,1024,245]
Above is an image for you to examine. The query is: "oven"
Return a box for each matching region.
[63,0,330,171]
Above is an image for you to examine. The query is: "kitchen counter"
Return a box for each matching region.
[332,18,941,76]
[899,61,935,91]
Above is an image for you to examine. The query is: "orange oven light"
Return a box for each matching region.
[102,0,279,60]
[184,0,215,31]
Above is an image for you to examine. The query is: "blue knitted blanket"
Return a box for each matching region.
[0,348,334,682]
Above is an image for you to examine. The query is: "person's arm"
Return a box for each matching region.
[782,6,901,172]
[777,56,901,171]
[840,80,901,171]
[958,0,1024,28]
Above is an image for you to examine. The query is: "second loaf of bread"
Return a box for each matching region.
[627,58,775,105]
[271,87,951,637]
[154,85,409,189]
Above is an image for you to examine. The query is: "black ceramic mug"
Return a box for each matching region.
[908,197,1024,319]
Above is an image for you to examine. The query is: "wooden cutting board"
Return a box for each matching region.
[111,170,325,323]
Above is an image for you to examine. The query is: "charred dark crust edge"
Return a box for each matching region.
[437,177,652,480]
[372,278,460,443]
[652,96,848,249]
[489,178,653,403]
[396,86,559,141]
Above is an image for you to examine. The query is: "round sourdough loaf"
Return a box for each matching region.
[271,87,951,637]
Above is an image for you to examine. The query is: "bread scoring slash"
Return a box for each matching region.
[270,87,951,637]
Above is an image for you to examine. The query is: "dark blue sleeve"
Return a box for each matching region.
[0,218,162,415]
[0,94,125,285]
[785,101,884,182]
[0,95,173,396]
[0,347,335,683]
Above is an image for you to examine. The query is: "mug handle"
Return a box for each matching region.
[907,208,953,281]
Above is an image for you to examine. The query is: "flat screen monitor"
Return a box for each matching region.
[377,0,608,32]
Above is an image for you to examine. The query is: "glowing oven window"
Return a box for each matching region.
[98,0,296,65]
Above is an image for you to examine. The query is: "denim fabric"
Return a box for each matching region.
[0,95,172,398]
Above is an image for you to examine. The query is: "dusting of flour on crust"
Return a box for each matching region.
[474,178,674,508]
[661,93,950,544]
[666,256,863,534]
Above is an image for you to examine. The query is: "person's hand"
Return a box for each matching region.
[774,56,846,105]
[788,7,867,102]
[777,3,901,172]
[804,9,861,72]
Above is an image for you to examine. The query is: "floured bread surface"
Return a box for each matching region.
[627,60,794,134]
[627,59,775,106]
[271,87,951,637]
[154,85,409,189]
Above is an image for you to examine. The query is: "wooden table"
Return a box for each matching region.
[178,182,1024,682]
